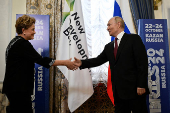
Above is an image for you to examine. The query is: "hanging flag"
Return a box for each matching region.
[56,0,93,112]
[107,0,134,105]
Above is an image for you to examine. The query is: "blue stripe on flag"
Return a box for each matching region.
[111,0,131,41]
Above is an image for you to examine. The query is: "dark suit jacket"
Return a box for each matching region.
[2,36,54,95]
[80,33,149,99]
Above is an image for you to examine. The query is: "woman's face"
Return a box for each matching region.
[23,24,36,40]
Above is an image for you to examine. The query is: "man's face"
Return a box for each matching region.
[107,18,119,37]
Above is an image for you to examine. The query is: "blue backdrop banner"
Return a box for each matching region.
[138,19,170,113]
[16,14,50,113]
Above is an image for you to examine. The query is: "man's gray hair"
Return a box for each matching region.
[114,16,125,29]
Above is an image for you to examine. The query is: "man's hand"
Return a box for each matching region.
[137,87,146,95]
[65,58,78,70]
[73,57,82,67]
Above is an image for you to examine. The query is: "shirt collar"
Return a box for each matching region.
[116,31,125,40]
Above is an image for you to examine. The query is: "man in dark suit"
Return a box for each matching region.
[73,16,149,113]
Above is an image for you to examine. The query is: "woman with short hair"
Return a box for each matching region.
[2,15,77,113]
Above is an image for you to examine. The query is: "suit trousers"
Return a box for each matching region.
[114,91,148,113]
[6,92,33,113]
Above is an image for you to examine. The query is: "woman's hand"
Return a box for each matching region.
[65,58,78,70]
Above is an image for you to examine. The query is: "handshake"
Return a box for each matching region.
[62,57,81,70]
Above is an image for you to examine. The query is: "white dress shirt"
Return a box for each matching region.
[115,31,125,47]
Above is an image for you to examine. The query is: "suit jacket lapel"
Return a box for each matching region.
[110,40,115,60]
[115,33,128,63]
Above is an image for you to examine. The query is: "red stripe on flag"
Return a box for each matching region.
[107,65,114,105]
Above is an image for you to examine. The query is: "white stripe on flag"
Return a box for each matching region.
[56,0,93,112]
[116,0,135,34]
